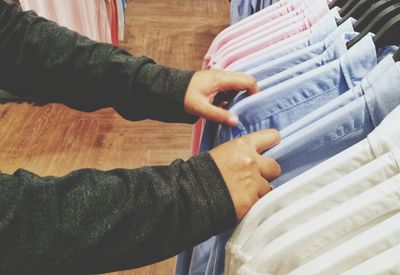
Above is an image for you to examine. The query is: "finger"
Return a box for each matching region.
[199,101,239,126]
[256,177,272,198]
[243,129,281,153]
[257,156,281,180]
[215,71,259,95]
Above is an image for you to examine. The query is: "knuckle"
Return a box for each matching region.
[243,156,256,167]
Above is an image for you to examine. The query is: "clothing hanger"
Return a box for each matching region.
[339,0,372,18]
[354,0,399,32]
[328,0,348,10]
[373,14,400,48]
[347,4,400,49]
[394,49,400,61]
[337,0,377,24]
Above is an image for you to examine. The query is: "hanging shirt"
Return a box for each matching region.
[227,8,345,72]
[341,244,400,275]
[188,36,395,275]
[232,146,400,274]
[218,2,325,60]
[226,57,400,272]
[211,0,322,65]
[265,44,398,187]
[211,0,330,69]
[256,31,355,89]
[192,28,378,275]
[289,211,400,275]
[197,18,355,155]
[246,26,356,81]
[214,34,379,151]
[192,9,344,158]
[238,173,400,275]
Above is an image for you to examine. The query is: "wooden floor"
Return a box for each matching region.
[0,0,229,274]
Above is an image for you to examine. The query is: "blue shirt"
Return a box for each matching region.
[199,28,356,154]
[267,52,400,187]
[280,54,397,139]
[214,34,379,148]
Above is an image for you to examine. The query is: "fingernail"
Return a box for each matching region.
[227,115,239,126]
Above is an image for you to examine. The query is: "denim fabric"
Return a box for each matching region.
[227,8,346,72]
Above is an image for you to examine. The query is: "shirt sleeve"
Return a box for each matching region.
[0,152,236,274]
[0,0,197,123]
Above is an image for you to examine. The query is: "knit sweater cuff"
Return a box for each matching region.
[136,61,198,124]
[187,152,237,234]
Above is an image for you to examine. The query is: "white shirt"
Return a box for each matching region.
[341,244,400,275]
[289,212,400,275]
[238,173,400,275]
[231,146,400,273]
[226,102,400,273]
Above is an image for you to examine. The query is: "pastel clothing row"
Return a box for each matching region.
[191,8,343,157]
[196,16,355,156]
[226,57,400,264]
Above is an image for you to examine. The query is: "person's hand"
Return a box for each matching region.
[209,129,281,220]
[184,70,259,127]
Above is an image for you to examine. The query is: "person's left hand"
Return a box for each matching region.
[184,70,259,127]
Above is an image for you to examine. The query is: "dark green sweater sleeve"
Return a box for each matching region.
[0,1,237,274]
[0,0,197,123]
[0,153,236,274]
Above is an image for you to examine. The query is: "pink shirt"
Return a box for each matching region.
[20,0,112,44]
[203,0,329,69]
[210,0,329,69]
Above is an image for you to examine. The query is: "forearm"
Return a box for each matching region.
[0,153,236,274]
[0,0,197,123]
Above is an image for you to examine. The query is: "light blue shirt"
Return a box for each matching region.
[214,34,379,148]
[267,54,400,187]
[280,54,397,139]
[199,30,357,153]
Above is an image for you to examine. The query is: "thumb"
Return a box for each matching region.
[200,102,239,127]
[243,129,281,153]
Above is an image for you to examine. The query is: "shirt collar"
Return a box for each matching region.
[308,8,340,45]
[366,61,400,157]
[363,57,400,127]
[323,17,356,49]
[339,33,377,89]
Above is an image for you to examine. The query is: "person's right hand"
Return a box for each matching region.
[209,129,281,220]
